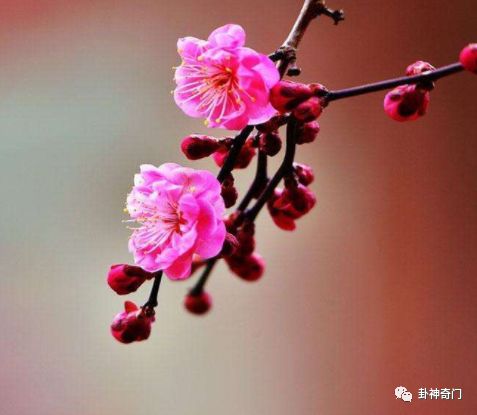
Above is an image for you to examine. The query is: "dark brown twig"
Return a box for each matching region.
[245,118,299,221]
[326,63,463,102]
[143,271,163,309]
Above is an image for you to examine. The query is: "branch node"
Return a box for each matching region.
[316,2,345,25]
[287,62,302,77]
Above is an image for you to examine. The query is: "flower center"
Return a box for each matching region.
[176,60,244,125]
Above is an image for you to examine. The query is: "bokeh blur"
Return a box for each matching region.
[0,1,476,414]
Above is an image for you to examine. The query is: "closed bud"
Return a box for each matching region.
[459,43,477,74]
[110,301,154,344]
[269,209,297,231]
[267,188,299,231]
[235,222,255,257]
[296,120,320,144]
[293,163,314,186]
[224,212,240,233]
[221,173,238,208]
[222,232,239,256]
[227,253,265,281]
[405,60,435,76]
[181,134,220,160]
[279,183,316,215]
[184,291,212,315]
[213,137,256,169]
[259,131,282,156]
[309,83,329,98]
[384,85,430,122]
[270,80,313,113]
[293,97,323,122]
[405,61,436,91]
[107,264,154,295]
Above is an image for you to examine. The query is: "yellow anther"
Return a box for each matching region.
[225,67,232,73]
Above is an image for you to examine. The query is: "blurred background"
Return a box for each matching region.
[0,1,476,414]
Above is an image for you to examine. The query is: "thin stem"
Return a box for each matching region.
[237,150,268,212]
[245,118,299,222]
[190,258,217,296]
[216,126,254,183]
[277,0,344,76]
[326,62,464,102]
[282,0,316,47]
[144,271,163,308]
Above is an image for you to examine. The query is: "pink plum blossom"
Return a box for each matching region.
[126,163,226,280]
[174,24,280,130]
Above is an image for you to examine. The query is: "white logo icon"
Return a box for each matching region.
[395,386,412,402]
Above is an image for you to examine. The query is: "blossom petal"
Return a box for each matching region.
[208,24,246,49]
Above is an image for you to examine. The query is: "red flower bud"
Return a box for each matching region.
[293,96,323,122]
[221,173,238,208]
[267,184,316,231]
[213,138,256,169]
[405,60,435,76]
[221,232,239,256]
[227,253,265,281]
[293,163,314,186]
[269,209,297,231]
[184,291,212,315]
[267,189,299,231]
[459,43,477,74]
[296,120,320,144]
[259,131,282,156]
[181,134,220,160]
[224,212,240,233]
[235,222,255,257]
[309,83,329,97]
[270,80,313,113]
[110,301,154,344]
[384,85,430,122]
[107,264,154,295]
[221,186,238,208]
[278,183,316,215]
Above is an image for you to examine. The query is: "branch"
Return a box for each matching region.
[326,62,464,102]
[143,271,163,309]
[216,125,254,183]
[237,149,268,212]
[190,0,343,293]
[276,0,344,76]
[245,118,299,222]
[189,259,217,296]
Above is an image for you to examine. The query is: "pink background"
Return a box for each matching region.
[0,1,476,414]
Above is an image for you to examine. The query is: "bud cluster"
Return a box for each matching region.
[222,217,265,281]
[270,80,328,122]
[267,170,316,231]
[181,134,256,169]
